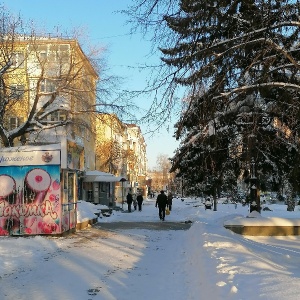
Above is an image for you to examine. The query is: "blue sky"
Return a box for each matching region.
[2,0,180,169]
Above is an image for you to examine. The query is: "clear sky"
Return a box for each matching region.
[1,0,180,169]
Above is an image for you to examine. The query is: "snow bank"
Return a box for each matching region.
[76,200,108,222]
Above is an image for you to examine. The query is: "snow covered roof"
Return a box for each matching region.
[84,170,127,182]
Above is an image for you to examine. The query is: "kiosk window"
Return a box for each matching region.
[68,173,74,202]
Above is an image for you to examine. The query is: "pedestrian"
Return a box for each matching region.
[137,193,143,211]
[167,192,173,211]
[126,192,133,212]
[155,190,168,221]
[133,194,137,210]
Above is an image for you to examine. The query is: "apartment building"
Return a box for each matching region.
[125,124,148,197]
[0,36,100,207]
[1,35,148,208]
[2,36,98,172]
[94,114,148,202]
[0,36,100,234]
[90,113,127,204]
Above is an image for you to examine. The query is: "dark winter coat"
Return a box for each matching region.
[156,192,168,208]
[137,194,143,204]
[167,193,173,205]
[126,193,133,204]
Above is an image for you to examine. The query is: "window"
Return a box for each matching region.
[50,111,59,121]
[59,45,69,63]
[40,79,56,92]
[11,52,25,68]
[10,85,25,100]
[9,117,18,129]
[39,51,47,62]
[9,117,23,130]
[59,112,67,121]
[101,182,107,192]
[47,111,67,122]
[49,44,69,63]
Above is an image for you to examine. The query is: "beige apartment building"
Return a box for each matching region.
[1,36,148,207]
[0,36,103,234]
[0,36,102,206]
[125,124,147,197]
[2,36,98,171]
[95,114,148,202]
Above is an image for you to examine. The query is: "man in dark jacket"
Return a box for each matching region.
[126,192,133,212]
[155,190,168,221]
[137,193,143,211]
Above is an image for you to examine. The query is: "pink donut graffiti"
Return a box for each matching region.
[0,174,17,204]
[24,168,51,204]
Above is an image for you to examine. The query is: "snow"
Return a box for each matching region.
[2,197,300,300]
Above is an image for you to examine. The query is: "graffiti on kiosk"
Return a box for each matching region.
[0,200,58,219]
[0,165,61,235]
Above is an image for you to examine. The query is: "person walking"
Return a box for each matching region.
[155,190,168,221]
[167,192,173,211]
[133,194,137,211]
[126,192,133,212]
[137,193,143,211]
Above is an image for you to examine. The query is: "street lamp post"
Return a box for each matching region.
[213,186,217,211]
[120,178,126,210]
[121,180,124,210]
[249,157,259,212]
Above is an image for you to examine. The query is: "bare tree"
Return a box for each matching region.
[122,0,183,130]
[147,154,172,190]
[95,139,123,173]
[156,153,170,173]
[0,8,138,148]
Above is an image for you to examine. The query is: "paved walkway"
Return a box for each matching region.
[69,221,192,243]
[93,221,192,231]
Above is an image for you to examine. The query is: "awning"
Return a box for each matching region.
[93,175,126,182]
[84,170,127,183]
[85,170,112,176]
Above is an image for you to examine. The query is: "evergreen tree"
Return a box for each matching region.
[161,0,300,207]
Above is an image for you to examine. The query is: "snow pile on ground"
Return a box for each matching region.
[2,198,300,299]
[76,200,98,222]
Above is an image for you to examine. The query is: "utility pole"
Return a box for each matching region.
[181,176,184,197]
[249,157,260,212]
[213,184,217,211]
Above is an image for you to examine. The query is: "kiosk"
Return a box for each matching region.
[0,143,78,236]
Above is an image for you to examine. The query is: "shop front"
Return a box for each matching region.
[83,171,126,207]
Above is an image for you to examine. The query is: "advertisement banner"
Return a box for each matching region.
[0,164,61,236]
[0,150,60,167]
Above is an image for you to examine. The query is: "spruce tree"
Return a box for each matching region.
[163,0,300,205]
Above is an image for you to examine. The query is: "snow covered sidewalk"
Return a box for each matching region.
[1,198,300,299]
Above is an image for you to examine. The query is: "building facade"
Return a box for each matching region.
[0,36,102,208]
[95,116,148,202]
[124,124,148,197]
[2,37,98,173]
[1,36,149,209]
